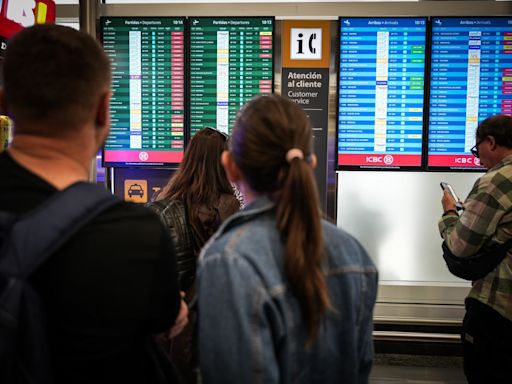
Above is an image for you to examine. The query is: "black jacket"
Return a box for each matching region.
[147,199,195,291]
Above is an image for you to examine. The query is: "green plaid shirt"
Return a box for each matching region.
[439,155,512,322]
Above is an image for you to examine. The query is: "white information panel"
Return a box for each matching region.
[337,170,480,283]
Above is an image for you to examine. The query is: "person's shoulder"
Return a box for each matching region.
[322,218,346,233]
[494,158,512,180]
[102,199,159,219]
[322,219,376,270]
[75,200,176,267]
[201,211,276,262]
[476,160,512,199]
[218,193,241,217]
[44,200,173,279]
[145,198,171,216]
[219,193,239,205]
[321,219,356,244]
[91,200,165,240]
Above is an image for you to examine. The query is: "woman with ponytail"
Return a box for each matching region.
[197,95,378,383]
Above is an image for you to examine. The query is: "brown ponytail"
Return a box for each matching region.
[230,95,331,345]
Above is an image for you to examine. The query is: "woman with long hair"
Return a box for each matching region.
[198,95,378,383]
[158,127,241,257]
[149,127,240,384]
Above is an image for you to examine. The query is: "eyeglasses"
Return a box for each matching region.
[204,126,229,140]
[470,139,485,158]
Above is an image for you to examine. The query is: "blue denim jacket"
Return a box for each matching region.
[198,196,378,384]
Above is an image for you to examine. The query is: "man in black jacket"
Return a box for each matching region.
[0,24,187,384]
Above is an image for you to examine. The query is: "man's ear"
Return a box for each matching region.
[95,91,111,128]
[95,91,111,144]
[221,150,240,184]
[487,135,497,151]
[310,154,317,169]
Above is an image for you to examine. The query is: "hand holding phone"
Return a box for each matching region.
[440,182,464,211]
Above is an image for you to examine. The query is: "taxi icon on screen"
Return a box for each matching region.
[128,183,144,199]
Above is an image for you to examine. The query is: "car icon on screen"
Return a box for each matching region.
[128,183,144,198]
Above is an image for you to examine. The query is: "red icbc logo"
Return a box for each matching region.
[454,157,480,166]
[0,0,55,40]
[366,156,382,163]
[365,155,394,165]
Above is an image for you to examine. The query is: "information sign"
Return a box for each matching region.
[428,17,512,169]
[337,17,427,169]
[189,17,273,136]
[101,17,185,166]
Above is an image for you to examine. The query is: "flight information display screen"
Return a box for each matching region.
[428,17,512,170]
[337,17,427,170]
[189,17,273,136]
[101,17,185,167]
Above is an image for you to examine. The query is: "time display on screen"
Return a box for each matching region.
[337,17,427,169]
[428,17,512,169]
[189,17,273,137]
[102,17,185,166]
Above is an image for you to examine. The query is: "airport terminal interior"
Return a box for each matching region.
[3,0,512,382]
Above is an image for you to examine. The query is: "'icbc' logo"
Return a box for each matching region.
[455,157,480,166]
[383,155,394,165]
[138,151,149,162]
[365,155,394,164]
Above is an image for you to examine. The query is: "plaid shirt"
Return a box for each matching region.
[439,155,512,322]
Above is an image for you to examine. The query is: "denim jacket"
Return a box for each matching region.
[198,196,378,384]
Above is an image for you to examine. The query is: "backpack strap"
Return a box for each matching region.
[0,182,120,278]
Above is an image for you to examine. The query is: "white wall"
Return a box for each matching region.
[338,171,481,284]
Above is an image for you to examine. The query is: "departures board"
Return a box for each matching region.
[189,17,274,137]
[101,17,186,166]
[427,17,512,170]
[337,17,427,170]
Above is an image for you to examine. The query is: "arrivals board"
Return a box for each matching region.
[189,17,273,136]
[428,17,512,170]
[337,17,427,169]
[101,17,185,166]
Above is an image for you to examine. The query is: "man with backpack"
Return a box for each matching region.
[0,24,187,384]
[439,114,512,383]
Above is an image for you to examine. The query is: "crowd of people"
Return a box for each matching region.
[0,23,510,384]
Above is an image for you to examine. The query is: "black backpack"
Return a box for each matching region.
[442,238,512,281]
[0,182,119,384]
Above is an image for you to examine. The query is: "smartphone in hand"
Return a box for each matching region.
[440,182,464,211]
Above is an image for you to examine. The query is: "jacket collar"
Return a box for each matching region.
[199,196,275,258]
[488,154,512,173]
[219,195,275,234]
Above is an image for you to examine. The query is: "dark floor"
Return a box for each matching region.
[370,354,466,384]
[370,365,466,384]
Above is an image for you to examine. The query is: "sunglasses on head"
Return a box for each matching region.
[204,126,229,140]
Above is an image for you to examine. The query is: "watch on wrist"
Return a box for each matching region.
[442,209,458,217]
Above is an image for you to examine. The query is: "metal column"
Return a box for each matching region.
[79,0,101,183]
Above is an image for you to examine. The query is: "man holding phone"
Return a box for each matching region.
[439,114,512,383]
